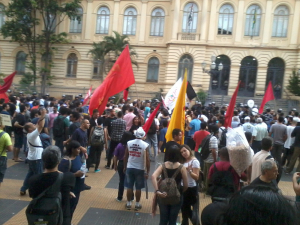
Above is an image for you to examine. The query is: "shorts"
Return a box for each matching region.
[14,133,24,148]
[0,156,7,182]
[125,168,145,190]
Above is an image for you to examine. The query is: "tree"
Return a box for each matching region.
[88,31,138,79]
[1,0,81,94]
[287,69,300,96]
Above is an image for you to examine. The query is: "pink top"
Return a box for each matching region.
[123,112,136,131]
[48,112,58,128]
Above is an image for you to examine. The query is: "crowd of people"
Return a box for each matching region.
[0,91,300,225]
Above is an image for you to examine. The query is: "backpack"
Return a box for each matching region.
[26,173,63,225]
[28,133,51,150]
[207,163,236,199]
[53,116,66,138]
[219,128,227,148]
[199,135,212,161]
[90,126,105,146]
[158,164,183,205]
[148,120,157,135]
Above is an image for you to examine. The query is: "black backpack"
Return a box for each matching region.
[53,116,65,138]
[199,135,212,161]
[219,128,227,148]
[207,164,236,199]
[148,120,157,135]
[26,173,63,225]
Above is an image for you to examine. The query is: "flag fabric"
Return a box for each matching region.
[188,4,194,26]
[0,71,17,94]
[186,81,197,101]
[164,77,183,113]
[252,8,257,29]
[143,103,161,134]
[89,46,135,116]
[224,81,241,128]
[165,70,187,144]
[83,86,92,106]
[259,81,275,114]
[161,95,167,109]
[123,88,129,101]
[0,93,9,103]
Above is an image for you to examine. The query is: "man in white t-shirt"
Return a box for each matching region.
[124,127,150,211]
[20,108,46,196]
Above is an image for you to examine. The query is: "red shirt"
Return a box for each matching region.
[208,161,247,190]
[193,130,210,152]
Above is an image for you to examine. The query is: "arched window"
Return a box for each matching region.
[123,7,137,35]
[96,6,110,34]
[16,51,27,75]
[66,53,78,77]
[272,5,289,37]
[70,7,83,33]
[238,56,258,97]
[245,5,261,36]
[178,55,193,82]
[93,59,103,79]
[218,4,234,35]
[182,3,198,33]
[211,55,231,95]
[266,58,285,99]
[0,4,5,29]
[147,57,159,82]
[150,8,165,36]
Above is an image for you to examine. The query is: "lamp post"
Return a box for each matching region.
[202,55,223,104]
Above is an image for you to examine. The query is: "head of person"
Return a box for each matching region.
[117,111,123,118]
[9,96,16,104]
[217,119,224,128]
[65,140,81,157]
[220,185,296,225]
[180,144,193,160]
[30,109,39,119]
[92,109,99,119]
[129,107,134,113]
[24,122,37,134]
[120,131,134,145]
[132,116,141,126]
[3,103,9,111]
[201,122,207,130]
[20,104,26,113]
[256,118,263,124]
[172,129,183,142]
[261,137,273,151]
[162,120,168,128]
[278,116,284,123]
[81,119,90,130]
[192,111,199,119]
[218,147,229,161]
[233,116,239,122]
[165,145,181,163]
[134,127,145,139]
[109,108,115,117]
[59,106,68,115]
[97,117,103,126]
[162,109,169,117]
[42,146,61,170]
[70,111,80,122]
[244,116,250,122]
[261,160,278,182]
[209,124,219,136]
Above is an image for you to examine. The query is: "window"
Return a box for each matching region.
[93,59,103,79]
[147,57,159,82]
[218,4,234,35]
[96,6,110,34]
[272,5,289,37]
[211,55,231,95]
[0,4,5,29]
[182,3,198,33]
[66,53,78,77]
[45,13,56,32]
[245,5,261,36]
[238,56,257,97]
[70,7,83,33]
[178,54,193,82]
[123,7,137,35]
[266,58,285,99]
[150,8,165,36]
[16,51,27,75]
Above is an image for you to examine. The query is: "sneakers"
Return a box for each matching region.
[134,203,142,211]
[20,190,26,196]
[105,165,110,169]
[115,198,122,202]
[125,202,131,210]
[95,169,101,173]
[83,184,91,190]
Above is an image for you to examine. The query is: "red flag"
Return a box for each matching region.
[224,81,241,128]
[0,93,9,103]
[83,86,92,106]
[0,71,17,94]
[123,88,129,101]
[143,103,161,134]
[259,81,275,114]
[89,46,135,116]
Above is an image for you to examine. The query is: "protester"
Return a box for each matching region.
[285,119,300,174]
[129,116,142,134]
[48,105,58,143]
[186,112,200,150]
[193,122,209,165]
[282,117,297,167]
[252,118,268,154]
[104,109,117,159]
[13,104,26,162]
[123,107,136,131]
[164,128,182,162]
[53,106,70,154]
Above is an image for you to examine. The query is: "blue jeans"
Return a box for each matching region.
[20,159,43,192]
[158,195,183,225]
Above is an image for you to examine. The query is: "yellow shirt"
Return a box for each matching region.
[0,130,12,157]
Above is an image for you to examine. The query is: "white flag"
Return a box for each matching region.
[164,78,183,113]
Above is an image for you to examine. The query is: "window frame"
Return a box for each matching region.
[177,54,193,82]
[15,51,27,75]
[123,7,137,36]
[70,7,83,33]
[0,4,5,29]
[150,8,165,36]
[66,53,78,77]
[272,5,289,38]
[218,4,234,35]
[244,5,261,37]
[96,6,110,34]
[182,3,198,33]
[146,57,160,82]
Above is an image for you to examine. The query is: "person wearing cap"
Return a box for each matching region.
[252,118,269,154]
[123,127,150,211]
[282,117,298,168]
[243,116,255,133]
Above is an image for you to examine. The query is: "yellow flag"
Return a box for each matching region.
[165,69,187,144]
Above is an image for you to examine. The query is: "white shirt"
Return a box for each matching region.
[243,122,255,133]
[284,126,295,149]
[27,129,43,160]
[182,159,200,187]
[251,150,273,182]
[127,139,149,170]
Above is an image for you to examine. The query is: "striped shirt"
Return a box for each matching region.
[204,136,218,163]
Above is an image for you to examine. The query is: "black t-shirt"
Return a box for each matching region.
[69,122,80,137]
[28,171,75,225]
[164,141,181,162]
[250,176,278,190]
[104,117,117,136]
[8,103,16,117]
[14,113,25,134]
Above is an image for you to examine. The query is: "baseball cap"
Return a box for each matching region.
[244,116,250,121]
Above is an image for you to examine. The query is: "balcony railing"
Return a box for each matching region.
[177,32,200,41]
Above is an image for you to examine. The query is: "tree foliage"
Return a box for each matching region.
[287,69,300,96]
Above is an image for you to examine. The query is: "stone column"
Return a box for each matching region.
[290,0,300,45]
[200,0,208,41]
[112,0,120,32]
[234,0,245,43]
[139,1,148,42]
[262,0,273,44]
[171,0,180,40]
[208,0,217,42]
[84,0,93,40]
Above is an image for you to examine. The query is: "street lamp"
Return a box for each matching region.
[202,56,224,104]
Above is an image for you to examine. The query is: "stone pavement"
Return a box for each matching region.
[0,151,297,225]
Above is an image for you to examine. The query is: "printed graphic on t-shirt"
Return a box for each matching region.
[129,143,142,157]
